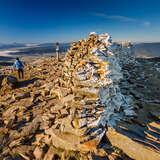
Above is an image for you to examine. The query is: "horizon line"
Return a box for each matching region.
[1,40,160,44]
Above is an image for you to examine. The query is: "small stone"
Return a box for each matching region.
[13,92,30,100]
[43,146,55,160]
[33,146,44,160]
[41,89,50,97]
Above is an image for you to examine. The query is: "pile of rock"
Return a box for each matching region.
[58,33,136,144]
[39,32,137,156]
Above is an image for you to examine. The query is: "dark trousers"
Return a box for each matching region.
[18,68,24,79]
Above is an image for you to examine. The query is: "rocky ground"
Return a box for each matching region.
[0,34,160,160]
[115,57,160,159]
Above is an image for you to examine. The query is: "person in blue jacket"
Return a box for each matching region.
[13,57,24,79]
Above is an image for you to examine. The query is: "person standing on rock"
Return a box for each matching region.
[13,57,24,79]
[56,42,60,61]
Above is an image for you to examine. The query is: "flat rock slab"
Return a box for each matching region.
[45,128,99,152]
[106,128,160,160]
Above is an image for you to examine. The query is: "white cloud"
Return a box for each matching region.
[93,13,136,22]
[143,21,151,27]
[92,12,151,27]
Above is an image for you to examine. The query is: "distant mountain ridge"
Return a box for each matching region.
[0,42,70,56]
[135,42,160,58]
[0,43,26,50]
[1,42,160,58]
[0,42,70,50]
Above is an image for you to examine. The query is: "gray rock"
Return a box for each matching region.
[6,75,18,88]
[14,92,31,100]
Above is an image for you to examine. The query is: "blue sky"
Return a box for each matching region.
[0,0,159,43]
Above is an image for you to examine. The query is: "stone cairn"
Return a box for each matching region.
[45,33,136,153]
[0,32,137,159]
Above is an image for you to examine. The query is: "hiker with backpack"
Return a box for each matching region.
[13,57,24,79]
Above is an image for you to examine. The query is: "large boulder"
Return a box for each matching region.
[7,75,18,88]
[2,75,18,89]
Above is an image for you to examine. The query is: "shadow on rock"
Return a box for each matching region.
[17,77,39,88]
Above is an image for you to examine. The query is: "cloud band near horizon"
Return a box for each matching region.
[92,12,151,27]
